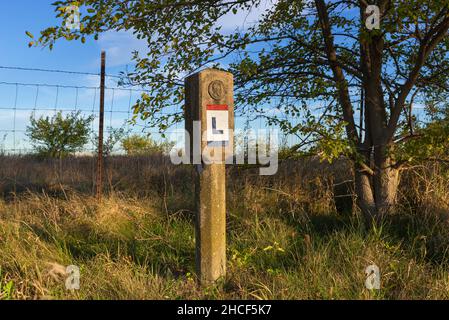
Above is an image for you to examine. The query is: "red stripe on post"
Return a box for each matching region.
[206,104,228,110]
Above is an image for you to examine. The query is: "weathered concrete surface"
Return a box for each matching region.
[185,68,234,285]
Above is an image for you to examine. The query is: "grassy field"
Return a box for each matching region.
[0,155,449,299]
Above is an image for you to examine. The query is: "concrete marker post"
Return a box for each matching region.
[185,68,234,285]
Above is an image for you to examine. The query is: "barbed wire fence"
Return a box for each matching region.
[0,68,293,157]
[0,62,428,156]
[0,83,165,155]
[0,60,297,195]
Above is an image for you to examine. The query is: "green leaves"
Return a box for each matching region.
[121,134,175,156]
[26,31,35,47]
[92,126,127,156]
[26,111,94,158]
[34,0,449,163]
[398,119,449,164]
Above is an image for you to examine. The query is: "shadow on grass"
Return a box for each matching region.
[238,202,449,276]
[381,213,449,266]
[27,213,196,281]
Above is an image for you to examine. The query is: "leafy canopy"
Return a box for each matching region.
[92,126,128,157]
[31,0,449,163]
[26,111,94,158]
[121,134,175,155]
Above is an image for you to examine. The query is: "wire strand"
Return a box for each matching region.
[0,81,147,92]
[0,65,122,79]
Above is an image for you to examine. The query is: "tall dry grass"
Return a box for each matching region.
[0,155,449,299]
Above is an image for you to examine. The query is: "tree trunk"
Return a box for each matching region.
[373,145,400,218]
[355,166,376,222]
[354,145,400,224]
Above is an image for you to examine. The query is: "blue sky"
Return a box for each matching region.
[0,1,151,152]
[3,1,424,154]
[0,1,279,153]
[0,1,144,79]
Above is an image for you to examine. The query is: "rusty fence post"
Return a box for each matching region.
[96,51,106,201]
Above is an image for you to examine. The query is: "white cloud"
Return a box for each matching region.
[217,0,276,32]
[93,1,276,67]
[95,30,148,68]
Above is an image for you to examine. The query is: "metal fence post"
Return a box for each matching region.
[96,51,106,201]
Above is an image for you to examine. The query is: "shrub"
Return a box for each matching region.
[92,127,127,157]
[26,111,93,158]
[121,134,174,156]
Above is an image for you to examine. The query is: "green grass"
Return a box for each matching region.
[0,158,448,299]
[0,191,449,299]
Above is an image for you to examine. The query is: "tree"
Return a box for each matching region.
[92,126,128,157]
[33,0,449,222]
[121,134,175,155]
[27,111,93,158]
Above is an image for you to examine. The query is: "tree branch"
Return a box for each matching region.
[387,10,449,139]
[314,0,358,143]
